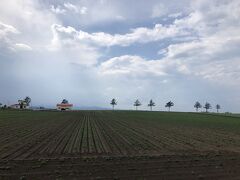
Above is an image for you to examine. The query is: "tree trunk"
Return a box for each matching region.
[112,105,114,110]
[150,106,152,111]
[168,107,170,112]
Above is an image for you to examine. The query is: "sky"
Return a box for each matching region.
[0,0,240,112]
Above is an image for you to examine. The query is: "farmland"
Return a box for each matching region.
[0,110,240,179]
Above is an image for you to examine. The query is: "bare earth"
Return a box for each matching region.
[0,110,240,179]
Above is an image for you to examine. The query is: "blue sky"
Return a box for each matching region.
[0,0,240,112]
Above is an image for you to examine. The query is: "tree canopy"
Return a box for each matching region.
[24,96,31,106]
[110,98,117,110]
[204,102,211,112]
[194,101,202,112]
[62,99,69,104]
[148,99,155,111]
[216,104,221,113]
[133,99,141,110]
[165,101,174,111]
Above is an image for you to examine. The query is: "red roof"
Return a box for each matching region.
[57,104,73,107]
[10,104,20,106]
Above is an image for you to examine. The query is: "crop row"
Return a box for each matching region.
[0,111,240,160]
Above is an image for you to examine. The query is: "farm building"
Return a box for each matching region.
[10,102,29,109]
[10,97,31,109]
[57,99,73,110]
[9,104,21,109]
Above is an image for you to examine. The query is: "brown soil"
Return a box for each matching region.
[0,110,240,179]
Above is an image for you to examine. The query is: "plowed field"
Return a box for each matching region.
[0,110,240,179]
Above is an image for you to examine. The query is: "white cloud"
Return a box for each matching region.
[0,0,59,51]
[49,24,100,66]
[168,12,182,18]
[0,21,19,37]
[100,55,168,77]
[44,0,191,27]
[14,43,32,51]
[0,1,97,65]
[49,0,240,86]
[165,38,240,85]
[80,7,88,15]
[160,0,240,86]
[64,3,78,13]
[50,5,66,14]
[63,3,87,14]
[0,21,22,51]
[50,23,182,47]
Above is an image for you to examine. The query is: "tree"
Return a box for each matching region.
[18,100,26,109]
[216,104,221,113]
[110,98,117,110]
[165,101,174,112]
[203,102,211,112]
[148,99,155,111]
[194,101,202,112]
[133,99,141,110]
[0,103,2,107]
[24,96,31,106]
[62,99,69,104]
[18,96,31,109]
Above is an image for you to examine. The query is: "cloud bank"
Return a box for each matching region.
[0,0,239,112]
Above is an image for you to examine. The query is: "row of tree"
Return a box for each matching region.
[110,99,221,112]
[111,99,174,111]
[194,101,221,113]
